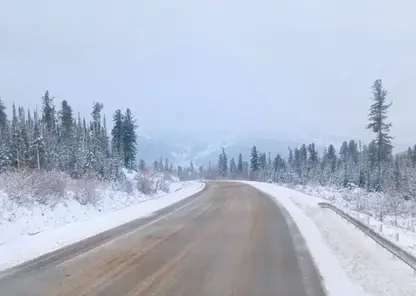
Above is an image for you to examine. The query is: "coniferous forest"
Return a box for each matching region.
[209,80,416,202]
[2,80,416,203]
[0,91,138,181]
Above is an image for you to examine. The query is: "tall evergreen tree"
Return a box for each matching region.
[237,153,243,176]
[111,109,124,160]
[29,115,46,170]
[230,157,237,178]
[366,79,393,191]
[0,98,7,134]
[0,99,10,170]
[218,148,228,178]
[42,91,55,133]
[122,108,137,169]
[41,91,58,170]
[250,146,259,171]
[58,100,75,172]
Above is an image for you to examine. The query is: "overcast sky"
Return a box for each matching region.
[2,1,416,147]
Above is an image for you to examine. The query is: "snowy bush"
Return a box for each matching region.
[0,170,69,205]
[137,175,153,194]
[0,169,179,212]
[290,183,416,232]
[69,178,99,206]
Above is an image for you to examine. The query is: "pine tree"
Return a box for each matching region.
[327,144,337,173]
[29,116,46,170]
[17,106,29,168]
[230,157,237,178]
[218,148,228,178]
[58,100,75,172]
[299,144,308,182]
[122,108,137,169]
[250,146,259,171]
[0,98,7,134]
[111,109,124,170]
[42,91,55,133]
[88,103,106,178]
[307,143,319,182]
[0,99,10,170]
[366,79,393,191]
[10,103,20,169]
[237,153,243,176]
[189,161,195,178]
[259,152,267,181]
[41,91,58,170]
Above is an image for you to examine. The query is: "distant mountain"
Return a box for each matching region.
[136,131,310,167]
[136,129,411,167]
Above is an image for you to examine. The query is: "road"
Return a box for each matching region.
[0,182,325,296]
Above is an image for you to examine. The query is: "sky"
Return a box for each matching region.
[2,1,416,148]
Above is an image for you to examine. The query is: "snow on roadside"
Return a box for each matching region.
[338,204,416,259]
[0,181,205,272]
[242,181,366,296]
[296,185,416,258]
[245,182,416,296]
[311,206,416,296]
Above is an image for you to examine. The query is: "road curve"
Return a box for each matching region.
[0,182,325,296]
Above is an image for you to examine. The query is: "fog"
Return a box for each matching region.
[2,0,416,147]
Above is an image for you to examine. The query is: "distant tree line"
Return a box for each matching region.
[208,79,416,198]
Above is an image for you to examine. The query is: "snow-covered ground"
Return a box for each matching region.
[244,181,416,296]
[295,185,416,258]
[0,180,204,272]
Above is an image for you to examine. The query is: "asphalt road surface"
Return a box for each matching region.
[0,182,325,296]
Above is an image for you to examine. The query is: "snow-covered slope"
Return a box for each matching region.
[294,184,416,259]
[0,181,205,271]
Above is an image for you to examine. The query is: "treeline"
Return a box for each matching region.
[0,91,137,181]
[211,79,416,198]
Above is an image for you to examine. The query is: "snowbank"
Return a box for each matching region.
[294,184,416,258]
[0,181,205,271]
[242,181,368,296]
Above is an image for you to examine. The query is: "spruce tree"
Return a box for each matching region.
[41,91,58,170]
[0,99,10,170]
[237,153,243,176]
[58,100,75,172]
[230,157,237,178]
[42,91,55,133]
[122,108,137,169]
[250,146,259,171]
[218,148,228,178]
[307,143,319,182]
[0,98,7,134]
[366,79,393,191]
[111,109,124,166]
[327,144,337,173]
[17,106,29,168]
[10,103,20,169]
[29,117,46,170]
